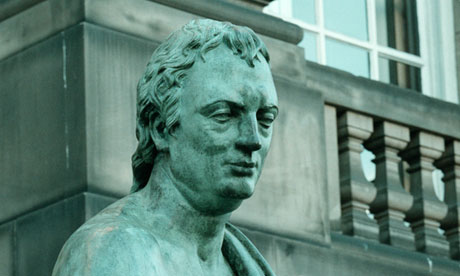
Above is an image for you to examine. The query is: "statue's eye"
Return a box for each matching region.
[258,114,275,129]
[210,109,232,123]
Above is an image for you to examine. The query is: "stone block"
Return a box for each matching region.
[0,0,43,21]
[231,76,329,244]
[0,0,84,60]
[262,34,306,83]
[84,23,157,197]
[63,24,87,191]
[16,194,85,276]
[324,105,341,231]
[86,0,199,45]
[84,192,117,220]
[0,222,14,276]
[0,26,86,223]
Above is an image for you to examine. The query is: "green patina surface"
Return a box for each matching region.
[53,19,277,276]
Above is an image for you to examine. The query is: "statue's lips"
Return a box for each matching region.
[227,161,256,176]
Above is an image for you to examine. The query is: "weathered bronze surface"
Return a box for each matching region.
[53,19,278,275]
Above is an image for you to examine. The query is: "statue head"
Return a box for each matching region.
[131,19,277,203]
[52,20,278,276]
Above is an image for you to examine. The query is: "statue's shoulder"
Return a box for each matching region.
[52,196,163,276]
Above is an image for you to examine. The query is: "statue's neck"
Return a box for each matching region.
[137,159,231,262]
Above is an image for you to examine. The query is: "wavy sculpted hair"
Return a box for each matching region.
[131,19,270,193]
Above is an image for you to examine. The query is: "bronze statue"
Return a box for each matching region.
[53,19,278,276]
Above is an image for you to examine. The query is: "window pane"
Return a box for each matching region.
[299,31,317,62]
[379,57,421,91]
[292,0,315,24]
[324,0,368,41]
[264,0,281,15]
[375,0,419,55]
[326,38,370,78]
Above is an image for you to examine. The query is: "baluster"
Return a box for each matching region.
[400,131,449,255]
[337,111,378,240]
[364,121,414,249]
[435,140,460,260]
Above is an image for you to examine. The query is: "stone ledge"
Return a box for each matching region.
[331,233,460,275]
[150,0,302,44]
[0,0,302,62]
[226,0,274,11]
[240,226,460,275]
[304,60,460,140]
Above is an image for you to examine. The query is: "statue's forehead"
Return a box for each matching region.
[182,45,277,107]
[193,83,276,106]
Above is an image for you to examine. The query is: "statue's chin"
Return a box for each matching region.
[219,180,255,200]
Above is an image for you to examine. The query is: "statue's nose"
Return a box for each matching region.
[236,114,262,152]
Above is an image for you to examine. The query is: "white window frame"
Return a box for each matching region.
[264,0,458,103]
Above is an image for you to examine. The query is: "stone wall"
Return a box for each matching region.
[1,1,460,275]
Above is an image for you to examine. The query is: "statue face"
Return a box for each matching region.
[166,45,278,215]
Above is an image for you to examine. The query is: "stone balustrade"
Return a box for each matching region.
[334,108,460,260]
[401,131,449,255]
[337,111,378,240]
[436,140,460,260]
[364,121,415,250]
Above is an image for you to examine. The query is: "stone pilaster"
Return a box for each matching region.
[400,131,449,256]
[364,121,415,250]
[435,140,460,260]
[337,111,378,240]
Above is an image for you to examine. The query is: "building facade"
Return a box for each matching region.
[1,0,460,275]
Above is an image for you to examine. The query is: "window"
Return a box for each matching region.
[265,0,458,103]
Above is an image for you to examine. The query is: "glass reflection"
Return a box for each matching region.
[375,0,419,55]
[326,38,370,77]
[292,0,316,24]
[379,57,421,91]
[264,0,280,15]
[324,0,368,41]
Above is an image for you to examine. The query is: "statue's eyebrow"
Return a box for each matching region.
[199,100,245,114]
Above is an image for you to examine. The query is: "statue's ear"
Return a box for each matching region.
[149,113,169,152]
